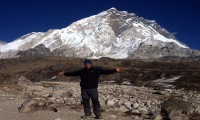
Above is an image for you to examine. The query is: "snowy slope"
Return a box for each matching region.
[0,8,197,59]
[0,32,45,52]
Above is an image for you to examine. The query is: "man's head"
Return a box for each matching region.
[84,59,92,68]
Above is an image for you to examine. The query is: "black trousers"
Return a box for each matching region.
[81,88,101,116]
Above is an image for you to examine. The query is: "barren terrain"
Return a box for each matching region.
[0,57,200,120]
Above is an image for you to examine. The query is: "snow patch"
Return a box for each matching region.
[154,76,182,88]
[154,34,188,48]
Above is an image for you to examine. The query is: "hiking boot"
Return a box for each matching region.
[95,115,103,119]
[81,115,93,119]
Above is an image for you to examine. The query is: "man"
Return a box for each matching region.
[59,59,122,119]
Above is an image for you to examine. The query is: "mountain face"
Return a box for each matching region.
[0,8,199,59]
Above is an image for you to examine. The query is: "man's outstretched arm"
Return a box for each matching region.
[59,70,81,76]
[99,67,123,75]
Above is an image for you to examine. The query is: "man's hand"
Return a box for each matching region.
[58,71,65,76]
[116,67,123,72]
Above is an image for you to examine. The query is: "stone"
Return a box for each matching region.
[152,112,162,120]
[109,115,117,119]
[99,97,106,107]
[49,97,56,102]
[133,103,139,109]
[117,99,123,106]
[124,101,132,110]
[138,107,148,114]
[52,89,65,98]
[132,109,140,114]
[18,99,58,113]
[64,98,76,105]
[60,91,73,98]
[141,113,150,119]
[18,99,37,113]
[8,97,14,100]
[119,105,129,112]
[146,101,151,108]
[105,99,115,106]
[161,98,195,120]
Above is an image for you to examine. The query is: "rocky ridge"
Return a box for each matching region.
[17,44,53,57]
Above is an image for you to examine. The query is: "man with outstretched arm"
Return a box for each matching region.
[59,59,122,119]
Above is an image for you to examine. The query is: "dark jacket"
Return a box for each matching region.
[64,67,117,89]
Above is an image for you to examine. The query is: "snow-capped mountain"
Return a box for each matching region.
[0,8,199,59]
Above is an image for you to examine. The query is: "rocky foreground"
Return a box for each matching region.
[0,57,200,120]
[1,75,200,120]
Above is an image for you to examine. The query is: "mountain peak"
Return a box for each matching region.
[107,7,118,11]
[104,7,129,15]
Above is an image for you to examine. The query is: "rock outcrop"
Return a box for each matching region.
[17,44,53,57]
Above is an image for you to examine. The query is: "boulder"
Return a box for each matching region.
[18,99,38,112]
[161,98,195,120]
[18,99,57,113]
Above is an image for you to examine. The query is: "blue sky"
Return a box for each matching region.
[0,0,199,50]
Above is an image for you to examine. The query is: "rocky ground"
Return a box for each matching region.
[0,57,200,120]
[1,76,200,120]
[0,92,132,120]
